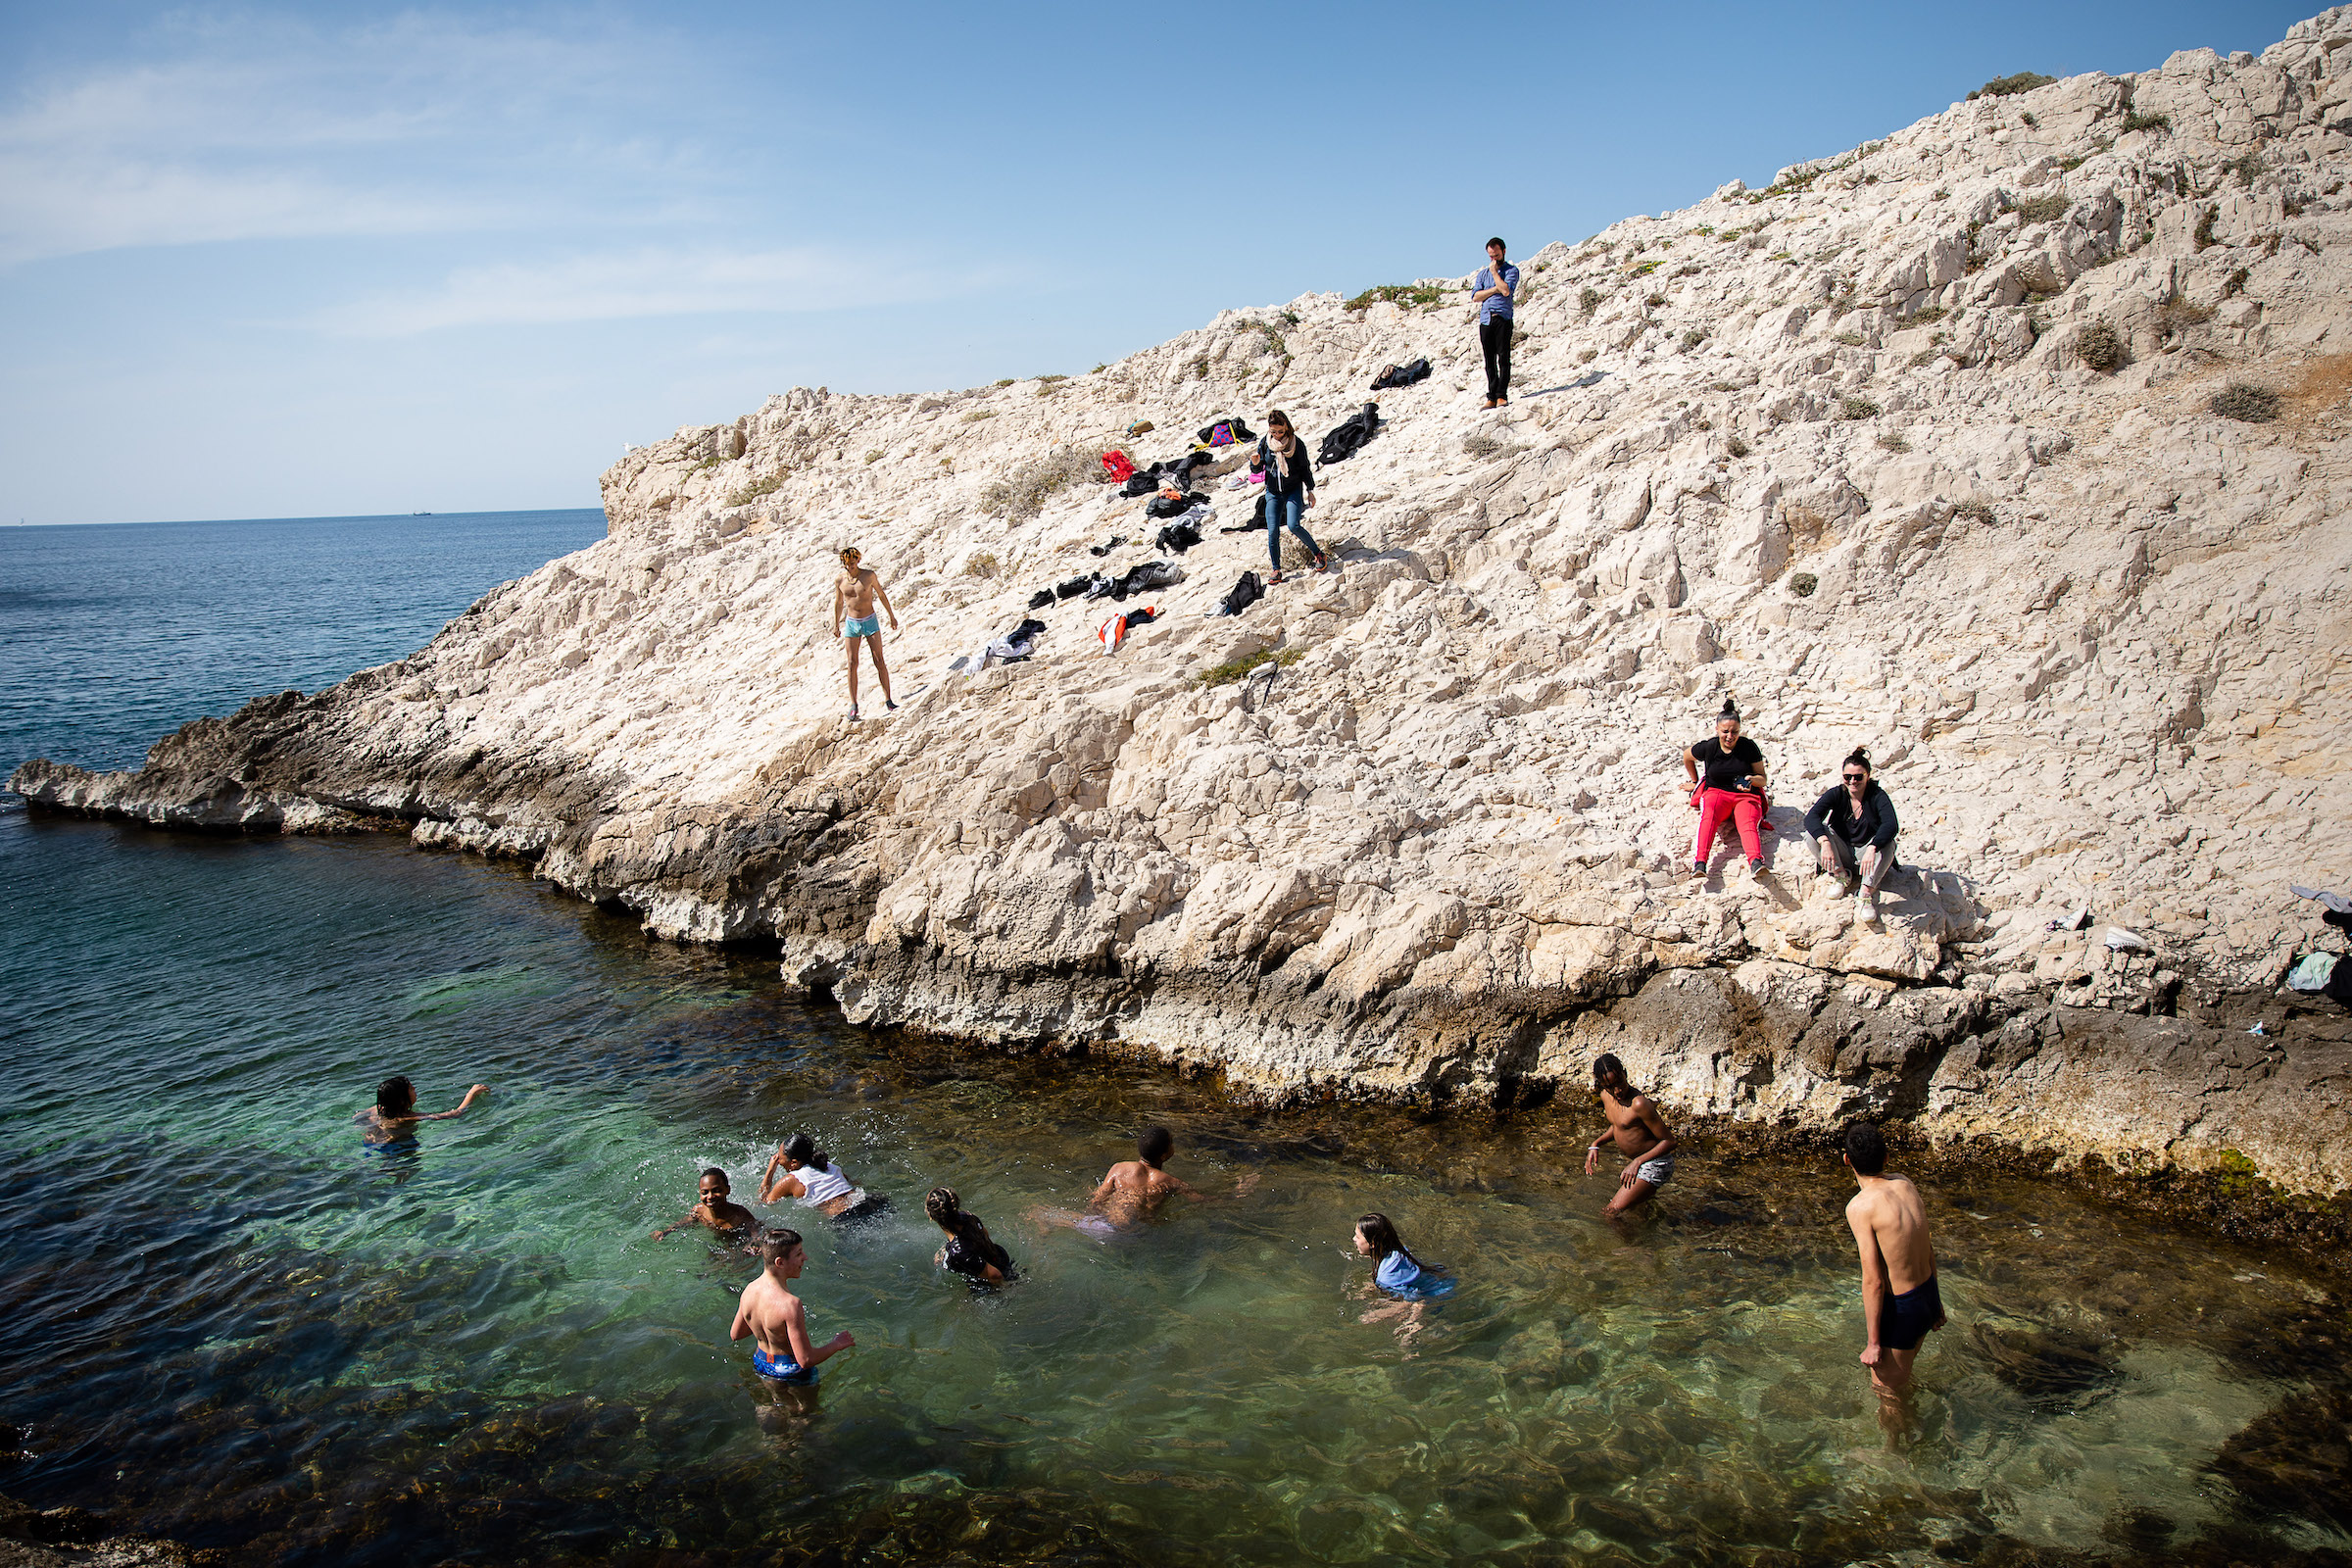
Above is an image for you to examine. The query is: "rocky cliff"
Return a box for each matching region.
[18,14,2352,1196]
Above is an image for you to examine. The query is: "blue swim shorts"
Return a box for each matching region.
[842,614,881,639]
[752,1348,817,1385]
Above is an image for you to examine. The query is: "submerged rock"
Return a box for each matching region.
[2209,1384,2352,1533]
[1969,1317,2124,1407]
[14,13,2352,1196]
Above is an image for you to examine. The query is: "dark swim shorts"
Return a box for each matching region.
[1880,1274,1944,1350]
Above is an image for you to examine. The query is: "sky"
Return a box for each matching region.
[0,0,2321,525]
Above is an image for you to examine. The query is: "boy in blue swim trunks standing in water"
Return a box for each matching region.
[730,1228,854,1411]
[829,546,899,721]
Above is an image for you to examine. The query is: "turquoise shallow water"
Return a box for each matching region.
[2,514,2347,1566]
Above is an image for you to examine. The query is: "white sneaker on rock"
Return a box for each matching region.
[1856,896,1879,924]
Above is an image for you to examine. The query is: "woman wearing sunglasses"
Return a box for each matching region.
[1803,747,1900,923]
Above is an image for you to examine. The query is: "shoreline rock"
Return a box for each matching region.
[16,11,2352,1199]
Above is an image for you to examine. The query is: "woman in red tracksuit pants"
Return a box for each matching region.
[1683,699,1769,882]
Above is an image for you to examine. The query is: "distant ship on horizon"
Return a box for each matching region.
[412,511,432,516]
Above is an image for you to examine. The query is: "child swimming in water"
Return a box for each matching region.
[925,1187,1016,1286]
[760,1132,884,1220]
[652,1167,762,1247]
[1030,1126,1256,1238]
[1354,1212,1454,1299]
[355,1075,486,1145]
[729,1227,854,1411]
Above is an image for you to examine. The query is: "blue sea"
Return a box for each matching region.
[0,512,2340,1566]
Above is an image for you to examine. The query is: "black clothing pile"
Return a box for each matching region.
[1120,471,1159,498]
[1026,588,1054,610]
[1222,498,1262,533]
[1147,490,1204,520]
[1370,358,1430,390]
[992,617,1048,662]
[1054,573,1092,600]
[1212,570,1265,617]
[1088,534,1128,557]
[1154,520,1202,553]
[1088,559,1183,601]
[1318,402,1382,465]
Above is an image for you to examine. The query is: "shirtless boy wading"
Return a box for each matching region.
[730,1228,854,1404]
[1843,1120,1945,1399]
[829,547,899,720]
[1582,1054,1677,1215]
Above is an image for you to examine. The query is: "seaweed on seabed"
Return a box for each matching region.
[2207,1384,2352,1534]
[1969,1316,2123,1408]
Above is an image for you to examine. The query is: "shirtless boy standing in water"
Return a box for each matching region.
[730,1228,854,1411]
[1581,1054,1677,1215]
[829,546,899,720]
[1843,1120,1944,1400]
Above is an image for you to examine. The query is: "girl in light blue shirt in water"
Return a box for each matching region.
[1355,1212,1454,1300]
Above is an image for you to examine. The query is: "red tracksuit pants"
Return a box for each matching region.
[1693,787,1765,865]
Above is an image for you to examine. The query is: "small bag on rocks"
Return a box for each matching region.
[1213,570,1265,617]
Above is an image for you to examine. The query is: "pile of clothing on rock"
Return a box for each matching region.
[1317,401,1382,465]
[1028,559,1186,611]
[948,616,1050,677]
[1370,358,1430,390]
[1097,604,1158,654]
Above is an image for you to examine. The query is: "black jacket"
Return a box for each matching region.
[1803,782,1899,851]
[1255,436,1315,497]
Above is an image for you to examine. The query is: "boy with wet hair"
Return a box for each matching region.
[1033,1126,1255,1236]
[1843,1119,1944,1401]
[1582,1054,1676,1214]
[730,1227,855,1399]
[652,1166,761,1246]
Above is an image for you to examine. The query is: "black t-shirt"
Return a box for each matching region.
[1692,735,1763,792]
[943,1230,1014,1284]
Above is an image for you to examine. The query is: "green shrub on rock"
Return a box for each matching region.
[2209,383,2278,423]
[1970,72,2056,100]
[2075,319,2126,371]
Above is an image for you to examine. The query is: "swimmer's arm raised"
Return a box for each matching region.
[416,1084,488,1121]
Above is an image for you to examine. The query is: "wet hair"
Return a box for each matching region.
[925,1186,1000,1255]
[837,544,861,560]
[1843,747,1872,777]
[1265,409,1294,436]
[1487,236,1507,254]
[375,1076,416,1114]
[760,1227,805,1266]
[699,1167,729,1193]
[1138,1126,1174,1168]
[781,1133,831,1173]
[1357,1212,1423,1272]
[1592,1053,1637,1104]
[1845,1121,1887,1176]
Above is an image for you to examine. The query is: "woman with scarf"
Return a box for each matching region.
[1253,410,1329,584]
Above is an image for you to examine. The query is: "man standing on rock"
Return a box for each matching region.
[829,546,899,721]
[1472,237,1519,408]
[1843,1120,1944,1408]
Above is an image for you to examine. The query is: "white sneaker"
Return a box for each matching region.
[1855,895,1879,924]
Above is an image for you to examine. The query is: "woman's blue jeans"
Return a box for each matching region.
[1264,490,1321,570]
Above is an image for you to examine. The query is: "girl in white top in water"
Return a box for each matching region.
[760,1133,876,1218]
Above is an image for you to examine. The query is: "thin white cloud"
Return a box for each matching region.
[0,11,712,265]
[314,247,1021,334]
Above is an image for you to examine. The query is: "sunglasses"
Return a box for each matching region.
[1843,772,1868,781]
